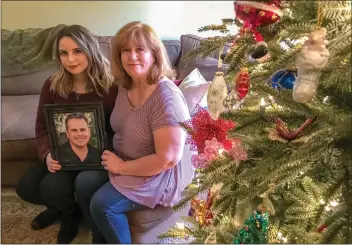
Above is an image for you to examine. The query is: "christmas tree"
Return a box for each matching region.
[160,0,351,244]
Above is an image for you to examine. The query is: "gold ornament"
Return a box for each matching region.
[259,10,265,16]
[190,198,213,226]
[258,183,276,215]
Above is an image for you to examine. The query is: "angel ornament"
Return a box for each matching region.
[292,28,330,103]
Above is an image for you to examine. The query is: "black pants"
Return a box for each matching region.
[16,162,109,215]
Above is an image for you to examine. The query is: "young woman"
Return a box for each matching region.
[15,25,118,244]
[87,21,194,244]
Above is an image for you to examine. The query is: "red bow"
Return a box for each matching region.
[183,106,235,153]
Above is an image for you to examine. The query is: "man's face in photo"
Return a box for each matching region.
[66,118,91,148]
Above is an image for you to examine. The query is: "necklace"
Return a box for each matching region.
[73,82,86,101]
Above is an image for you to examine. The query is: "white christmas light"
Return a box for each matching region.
[260,97,266,106]
[330,200,338,207]
[277,231,283,238]
[196,178,200,187]
[325,206,331,211]
[176,222,185,230]
[260,97,266,115]
[282,237,288,243]
[218,148,224,155]
[319,199,325,204]
[279,41,290,51]
[323,96,330,104]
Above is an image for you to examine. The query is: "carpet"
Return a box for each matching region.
[1,188,91,244]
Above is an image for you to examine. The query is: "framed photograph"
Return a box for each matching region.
[43,103,106,170]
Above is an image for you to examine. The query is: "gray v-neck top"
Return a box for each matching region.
[109,78,193,208]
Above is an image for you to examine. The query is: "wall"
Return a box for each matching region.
[2,1,237,39]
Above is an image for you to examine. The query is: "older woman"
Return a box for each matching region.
[86,21,193,244]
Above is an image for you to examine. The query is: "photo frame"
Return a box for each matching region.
[43,103,106,170]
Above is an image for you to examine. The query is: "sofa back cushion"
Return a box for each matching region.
[1,67,58,95]
[177,34,230,81]
[2,35,181,96]
[161,40,182,70]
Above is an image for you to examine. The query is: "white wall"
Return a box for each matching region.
[2,1,237,39]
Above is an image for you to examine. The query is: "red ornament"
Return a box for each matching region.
[182,105,235,153]
[233,0,283,60]
[235,67,250,99]
[317,224,328,232]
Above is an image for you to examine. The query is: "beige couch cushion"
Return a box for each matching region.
[129,205,190,244]
[2,95,39,141]
[127,205,174,233]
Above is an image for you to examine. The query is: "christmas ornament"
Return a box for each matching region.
[293,28,330,103]
[191,153,211,169]
[223,89,243,110]
[223,68,250,110]
[189,191,215,226]
[233,209,270,244]
[235,67,250,99]
[207,71,228,120]
[233,185,275,244]
[259,183,276,216]
[270,68,296,89]
[317,224,328,232]
[266,116,317,143]
[191,138,224,169]
[233,0,283,60]
[181,105,235,153]
[228,138,248,163]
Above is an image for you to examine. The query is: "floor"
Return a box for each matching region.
[1,188,91,244]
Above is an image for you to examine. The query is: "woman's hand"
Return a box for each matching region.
[46,153,61,173]
[101,150,124,174]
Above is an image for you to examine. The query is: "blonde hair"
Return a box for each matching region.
[111,21,175,89]
[51,25,115,97]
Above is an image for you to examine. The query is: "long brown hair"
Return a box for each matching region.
[51,25,114,97]
[111,21,175,90]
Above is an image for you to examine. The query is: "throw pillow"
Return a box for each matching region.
[173,79,183,87]
[178,68,210,115]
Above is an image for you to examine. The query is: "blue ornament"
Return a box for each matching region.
[270,69,297,89]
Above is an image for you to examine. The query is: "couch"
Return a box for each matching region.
[1,30,227,243]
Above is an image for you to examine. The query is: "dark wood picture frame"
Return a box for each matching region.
[43,103,106,170]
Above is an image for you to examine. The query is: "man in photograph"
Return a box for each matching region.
[58,113,100,164]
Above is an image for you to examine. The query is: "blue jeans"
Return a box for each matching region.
[75,170,109,243]
[90,182,146,244]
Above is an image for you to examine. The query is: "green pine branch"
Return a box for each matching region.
[164,1,351,243]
